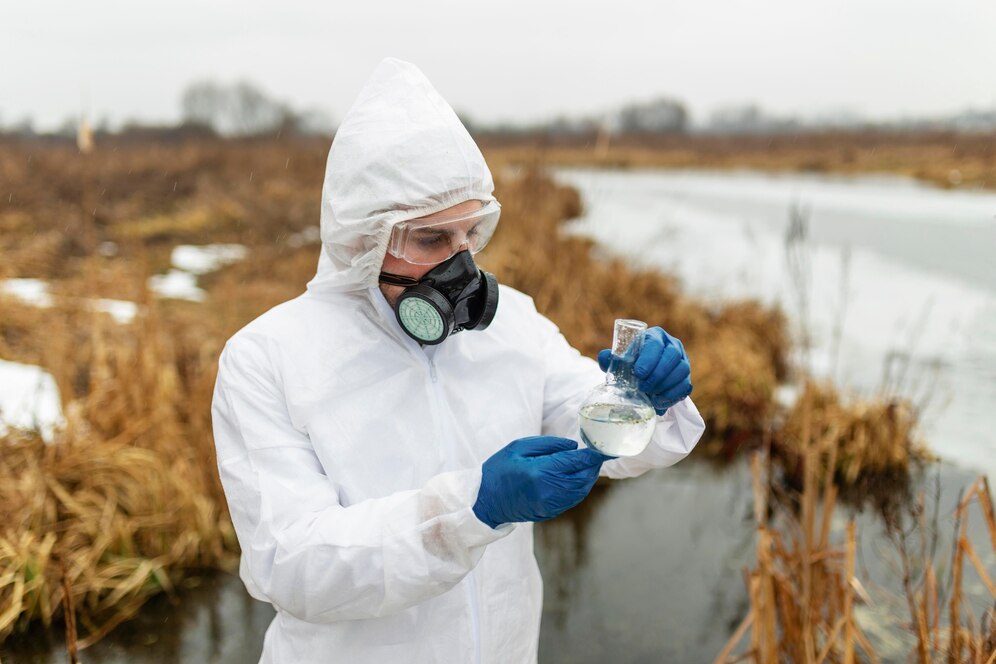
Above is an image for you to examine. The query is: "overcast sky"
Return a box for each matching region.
[3,0,995,130]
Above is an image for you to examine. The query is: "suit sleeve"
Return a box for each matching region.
[211,335,511,623]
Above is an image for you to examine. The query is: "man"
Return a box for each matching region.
[211,58,705,663]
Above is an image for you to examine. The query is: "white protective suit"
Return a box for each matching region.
[211,58,706,664]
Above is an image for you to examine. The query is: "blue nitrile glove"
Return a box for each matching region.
[598,326,693,416]
[472,436,613,529]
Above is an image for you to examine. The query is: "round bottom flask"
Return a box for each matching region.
[579,319,656,457]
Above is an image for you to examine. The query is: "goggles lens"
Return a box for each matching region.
[387,200,501,265]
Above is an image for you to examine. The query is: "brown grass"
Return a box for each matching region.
[481,130,996,191]
[0,290,234,644]
[776,381,935,489]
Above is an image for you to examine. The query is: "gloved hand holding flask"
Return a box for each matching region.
[472,436,613,529]
[582,320,693,457]
[598,325,693,416]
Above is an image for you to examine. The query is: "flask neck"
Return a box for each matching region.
[606,319,646,390]
[606,355,638,389]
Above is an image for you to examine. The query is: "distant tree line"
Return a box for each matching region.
[466,97,691,140]
[3,81,995,143]
[179,80,334,137]
[0,80,335,143]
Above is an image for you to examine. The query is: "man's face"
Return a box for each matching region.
[380,199,486,307]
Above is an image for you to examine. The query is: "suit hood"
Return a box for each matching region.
[306,57,496,296]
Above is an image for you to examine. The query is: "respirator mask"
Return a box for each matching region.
[378,200,501,345]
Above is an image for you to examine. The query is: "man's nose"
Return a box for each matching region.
[452,233,471,253]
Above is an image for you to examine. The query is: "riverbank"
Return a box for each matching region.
[480,130,996,192]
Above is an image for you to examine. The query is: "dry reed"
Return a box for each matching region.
[919,478,996,661]
[719,446,996,662]
[716,447,879,663]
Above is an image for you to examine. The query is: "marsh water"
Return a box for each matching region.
[5,168,996,662]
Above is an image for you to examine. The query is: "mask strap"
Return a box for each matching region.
[378,272,420,287]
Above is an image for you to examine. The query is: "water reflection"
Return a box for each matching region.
[536,455,758,662]
[1,573,274,664]
[535,478,613,631]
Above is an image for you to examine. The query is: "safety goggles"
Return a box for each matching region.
[386,199,501,265]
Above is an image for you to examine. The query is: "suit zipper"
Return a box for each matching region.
[424,352,481,664]
[427,354,438,383]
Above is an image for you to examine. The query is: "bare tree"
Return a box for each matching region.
[229,81,287,135]
[180,80,228,129]
[616,97,688,134]
[179,80,296,136]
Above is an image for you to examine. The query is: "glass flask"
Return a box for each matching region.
[579,319,656,457]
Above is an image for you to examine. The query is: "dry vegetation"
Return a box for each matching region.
[0,285,235,646]
[481,130,996,191]
[0,135,988,656]
[716,451,996,663]
[715,452,878,663]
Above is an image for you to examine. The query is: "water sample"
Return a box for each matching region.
[580,402,656,457]
[578,319,657,457]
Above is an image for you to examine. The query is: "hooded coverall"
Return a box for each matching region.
[211,57,706,663]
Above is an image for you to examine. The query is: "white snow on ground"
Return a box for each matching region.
[170,244,248,275]
[2,278,140,323]
[148,243,249,301]
[91,298,140,324]
[286,226,321,248]
[0,278,54,307]
[0,359,64,443]
[147,270,207,302]
[2,243,250,310]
